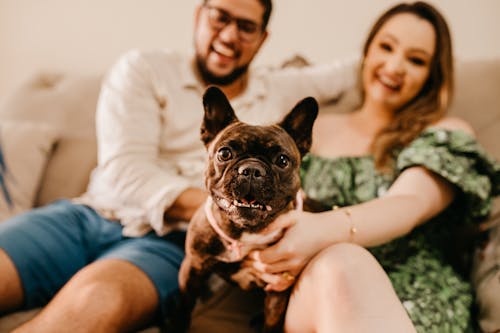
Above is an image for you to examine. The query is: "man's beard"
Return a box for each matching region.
[196,55,248,86]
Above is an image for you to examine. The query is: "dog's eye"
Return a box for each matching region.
[276,154,290,168]
[217,147,233,161]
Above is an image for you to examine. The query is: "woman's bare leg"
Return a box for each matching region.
[285,243,416,333]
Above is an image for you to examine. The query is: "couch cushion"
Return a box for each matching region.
[0,73,102,205]
[36,136,97,206]
[450,58,500,160]
[0,73,100,137]
[450,59,500,333]
[0,309,40,332]
[0,121,57,221]
[471,211,500,333]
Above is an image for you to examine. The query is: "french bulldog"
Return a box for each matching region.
[175,86,318,333]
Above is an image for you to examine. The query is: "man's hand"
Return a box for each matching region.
[164,188,208,223]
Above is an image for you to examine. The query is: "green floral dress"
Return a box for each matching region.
[300,128,500,333]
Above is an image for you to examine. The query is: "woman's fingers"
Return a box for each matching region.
[258,272,297,292]
[248,237,290,264]
[258,272,282,285]
[252,257,302,275]
[262,211,297,235]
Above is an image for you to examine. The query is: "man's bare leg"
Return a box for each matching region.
[13,259,160,333]
[0,249,24,312]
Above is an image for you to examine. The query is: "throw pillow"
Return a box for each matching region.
[0,121,57,221]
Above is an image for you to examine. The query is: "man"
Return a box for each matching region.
[0,0,356,331]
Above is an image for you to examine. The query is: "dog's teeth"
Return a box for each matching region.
[233,199,269,209]
[233,199,253,208]
[220,198,230,209]
[266,205,272,211]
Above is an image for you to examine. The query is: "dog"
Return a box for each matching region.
[174,86,318,333]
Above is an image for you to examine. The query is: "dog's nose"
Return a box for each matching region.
[238,162,266,178]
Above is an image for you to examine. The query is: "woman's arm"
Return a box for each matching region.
[345,165,456,247]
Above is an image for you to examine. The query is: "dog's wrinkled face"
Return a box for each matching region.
[206,122,301,229]
[200,87,318,231]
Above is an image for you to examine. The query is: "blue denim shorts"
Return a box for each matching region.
[0,200,185,316]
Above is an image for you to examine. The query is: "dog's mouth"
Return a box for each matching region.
[212,191,294,231]
[232,198,272,211]
[215,195,272,212]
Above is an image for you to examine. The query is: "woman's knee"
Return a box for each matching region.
[305,243,376,275]
[299,243,381,295]
[285,244,381,331]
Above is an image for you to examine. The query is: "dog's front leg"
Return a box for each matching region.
[170,256,208,333]
[262,289,292,333]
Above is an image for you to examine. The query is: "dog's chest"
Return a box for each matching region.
[214,228,283,263]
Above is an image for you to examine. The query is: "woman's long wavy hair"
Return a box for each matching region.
[362,2,454,170]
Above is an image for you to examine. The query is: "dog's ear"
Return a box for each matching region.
[278,97,319,156]
[201,86,238,146]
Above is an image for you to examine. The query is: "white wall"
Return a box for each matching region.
[1,0,500,102]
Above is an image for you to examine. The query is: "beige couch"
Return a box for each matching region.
[0,58,499,332]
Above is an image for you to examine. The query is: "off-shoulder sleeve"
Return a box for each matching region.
[396,128,500,222]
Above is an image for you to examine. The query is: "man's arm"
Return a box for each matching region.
[95,50,202,233]
[164,188,208,222]
[266,56,360,107]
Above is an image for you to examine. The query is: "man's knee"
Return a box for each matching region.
[11,260,159,333]
[63,259,159,316]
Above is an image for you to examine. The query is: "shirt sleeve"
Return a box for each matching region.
[396,128,500,223]
[264,56,360,107]
[94,50,192,234]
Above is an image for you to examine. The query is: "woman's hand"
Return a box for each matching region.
[249,210,332,291]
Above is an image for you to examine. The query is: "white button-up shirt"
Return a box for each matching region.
[77,49,357,236]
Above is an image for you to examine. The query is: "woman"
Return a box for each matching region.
[251,2,500,332]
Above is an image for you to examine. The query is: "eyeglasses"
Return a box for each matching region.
[203,5,263,43]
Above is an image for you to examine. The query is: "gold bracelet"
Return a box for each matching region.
[333,205,357,240]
